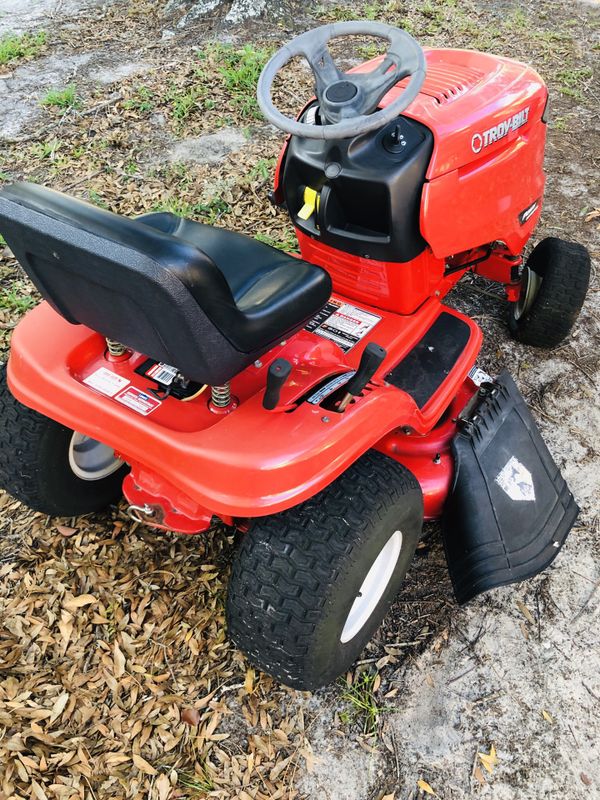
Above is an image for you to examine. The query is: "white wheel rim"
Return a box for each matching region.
[68,432,123,481]
[514,266,542,321]
[340,530,403,644]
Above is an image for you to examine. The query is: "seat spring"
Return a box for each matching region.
[106,338,128,356]
[211,383,231,407]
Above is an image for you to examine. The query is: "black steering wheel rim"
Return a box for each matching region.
[257,21,426,140]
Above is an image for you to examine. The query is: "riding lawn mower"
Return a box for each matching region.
[0,21,590,689]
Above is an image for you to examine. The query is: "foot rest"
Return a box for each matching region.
[443,369,578,604]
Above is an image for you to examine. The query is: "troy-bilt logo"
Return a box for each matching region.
[471,106,530,153]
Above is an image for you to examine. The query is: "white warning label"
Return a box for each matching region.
[115,386,161,416]
[305,300,381,352]
[83,367,129,397]
[495,456,536,502]
[468,365,493,387]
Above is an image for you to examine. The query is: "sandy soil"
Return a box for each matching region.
[0,0,598,798]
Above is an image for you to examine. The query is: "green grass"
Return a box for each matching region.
[152,196,231,223]
[30,139,62,160]
[0,287,36,313]
[87,190,109,209]
[0,30,46,65]
[254,231,298,253]
[209,43,272,119]
[339,672,386,736]
[555,67,593,99]
[169,85,204,120]
[41,84,81,110]
[248,157,276,181]
[175,768,214,794]
[123,85,155,113]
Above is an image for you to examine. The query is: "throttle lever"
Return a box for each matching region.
[338,342,386,411]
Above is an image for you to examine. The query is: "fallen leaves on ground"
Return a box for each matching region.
[478,744,498,774]
[0,513,312,798]
[417,778,437,796]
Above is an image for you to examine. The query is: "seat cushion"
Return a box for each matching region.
[137,212,331,351]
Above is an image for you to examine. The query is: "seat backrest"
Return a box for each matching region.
[0,183,253,385]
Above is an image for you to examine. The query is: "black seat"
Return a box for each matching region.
[0,183,331,385]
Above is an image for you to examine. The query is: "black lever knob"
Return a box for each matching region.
[346,342,386,396]
[339,343,386,411]
[263,358,292,410]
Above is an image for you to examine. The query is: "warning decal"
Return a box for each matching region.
[305,299,381,352]
[495,456,536,502]
[83,367,130,397]
[115,386,161,416]
[468,365,493,387]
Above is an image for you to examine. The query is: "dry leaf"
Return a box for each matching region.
[516,600,535,624]
[181,707,201,726]
[541,709,554,724]
[417,779,436,796]
[49,692,69,723]
[474,765,486,785]
[56,525,78,537]
[580,773,592,786]
[63,594,97,612]
[245,667,255,695]
[113,642,126,678]
[381,794,395,800]
[478,744,498,774]
[156,773,171,800]
[132,753,157,775]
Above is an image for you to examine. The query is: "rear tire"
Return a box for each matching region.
[226,450,423,690]
[0,363,128,516]
[508,237,590,348]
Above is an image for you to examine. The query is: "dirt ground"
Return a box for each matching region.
[0,0,598,798]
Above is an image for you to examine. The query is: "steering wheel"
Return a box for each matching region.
[257,21,426,140]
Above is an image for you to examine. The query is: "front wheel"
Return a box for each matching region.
[226,450,423,690]
[508,237,590,348]
[0,363,128,516]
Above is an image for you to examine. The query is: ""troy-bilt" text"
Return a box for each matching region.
[471,106,530,153]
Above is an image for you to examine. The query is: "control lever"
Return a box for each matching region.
[263,358,292,410]
[338,343,386,411]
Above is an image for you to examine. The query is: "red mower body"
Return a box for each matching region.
[5,46,548,534]
[275,47,547,315]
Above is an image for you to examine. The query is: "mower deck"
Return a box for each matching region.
[8,294,481,525]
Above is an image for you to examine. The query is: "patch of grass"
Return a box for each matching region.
[0,287,36,313]
[30,139,62,160]
[0,30,46,65]
[41,84,81,111]
[339,672,386,736]
[170,86,204,120]
[254,231,298,253]
[176,768,214,794]
[153,195,231,223]
[212,43,272,119]
[555,67,593,99]
[248,157,276,181]
[123,85,154,113]
[87,190,109,209]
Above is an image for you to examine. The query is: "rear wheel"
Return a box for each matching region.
[508,237,590,348]
[0,363,128,516]
[226,449,423,690]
